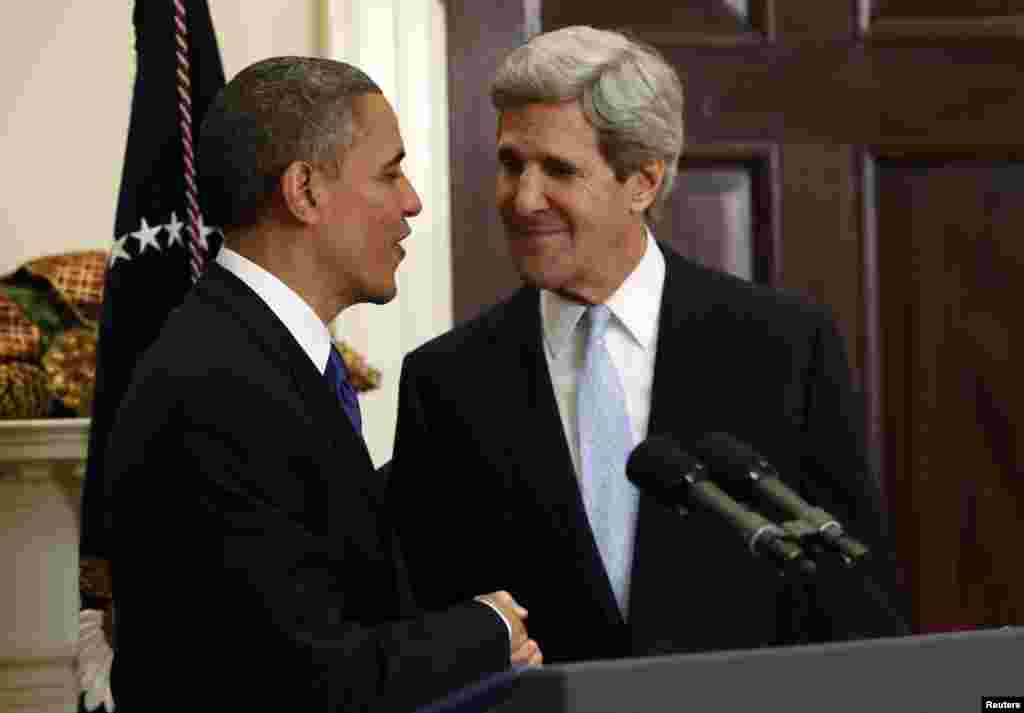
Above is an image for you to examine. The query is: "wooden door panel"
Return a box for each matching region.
[660,43,1024,146]
[445,0,533,324]
[778,143,864,383]
[876,158,1024,631]
[542,0,757,42]
[871,0,1024,19]
[659,166,754,281]
[866,0,1024,40]
[661,144,779,285]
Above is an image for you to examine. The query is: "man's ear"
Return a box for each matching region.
[628,159,666,215]
[280,160,322,224]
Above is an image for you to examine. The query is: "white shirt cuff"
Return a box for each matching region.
[475,599,513,646]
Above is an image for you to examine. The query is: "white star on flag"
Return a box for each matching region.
[132,217,163,254]
[195,214,221,253]
[109,234,133,267]
[165,212,184,248]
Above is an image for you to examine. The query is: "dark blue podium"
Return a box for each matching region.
[417,627,1023,713]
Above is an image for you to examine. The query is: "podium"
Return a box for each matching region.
[418,627,1024,713]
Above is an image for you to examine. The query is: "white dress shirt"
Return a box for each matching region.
[215,247,333,375]
[541,227,666,481]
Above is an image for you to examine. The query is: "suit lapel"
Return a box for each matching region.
[196,264,379,504]
[627,244,719,650]
[646,244,716,441]
[495,288,626,629]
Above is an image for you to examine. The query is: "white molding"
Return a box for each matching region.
[0,417,89,712]
[0,418,89,470]
[0,654,78,713]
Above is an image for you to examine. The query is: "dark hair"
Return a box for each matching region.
[199,56,381,231]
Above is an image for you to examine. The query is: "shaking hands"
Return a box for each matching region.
[475,590,543,667]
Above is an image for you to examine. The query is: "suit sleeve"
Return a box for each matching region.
[795,308,911,641]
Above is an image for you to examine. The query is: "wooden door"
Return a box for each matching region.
[445,0,1024,634]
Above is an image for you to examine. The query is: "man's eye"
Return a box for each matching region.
[499,157,523,174]
[544,161,577,178]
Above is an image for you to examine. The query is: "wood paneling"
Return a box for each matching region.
[542,0,770,45]
[663,43,1024,145]
[663,143,779,286]
[445,0,535,324]
[869,16,1024,41]
[774,0,854,38]
[871,0,1024,19]
[865,0,1024,39]
[876,158,1024,631]
[779,143,864,384]
[660,167,753,281]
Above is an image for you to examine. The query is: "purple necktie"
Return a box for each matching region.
[326,347,362,435]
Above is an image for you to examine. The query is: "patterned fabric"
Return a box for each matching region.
[327,346,363,435]
[576,304,640,617]
[0,293,42,361]
[23,251,107,328]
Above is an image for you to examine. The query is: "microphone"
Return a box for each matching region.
[627,436,815,575]
[691,432,869,566]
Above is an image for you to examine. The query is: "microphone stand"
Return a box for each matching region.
[778,519,870,571]
[665,504,819,578]
[770,520,910,641]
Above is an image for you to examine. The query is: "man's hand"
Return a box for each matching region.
[510,637,543,666]
[474,591,543,666]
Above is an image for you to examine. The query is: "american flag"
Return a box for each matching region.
[78,4,225,709]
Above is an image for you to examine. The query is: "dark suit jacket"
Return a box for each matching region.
[106,262,508,712]
[389,242,908,665]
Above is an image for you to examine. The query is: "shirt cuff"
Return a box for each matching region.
[474,598,513,647]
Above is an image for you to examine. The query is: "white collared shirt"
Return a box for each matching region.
[215,247,333,375]
[541,227,666,479]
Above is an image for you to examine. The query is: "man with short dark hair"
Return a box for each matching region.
[390,27,908,665]
[106,56,539,713]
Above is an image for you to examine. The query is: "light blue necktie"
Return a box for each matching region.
[577,304,640,617]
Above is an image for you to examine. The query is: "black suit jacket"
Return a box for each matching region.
[389,242,908,665]
[106,263,508,712]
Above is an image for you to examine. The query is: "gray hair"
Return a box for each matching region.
[199,56,381,231]
[492,26,684,221]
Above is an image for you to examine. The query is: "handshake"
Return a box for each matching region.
[475,591,544,666]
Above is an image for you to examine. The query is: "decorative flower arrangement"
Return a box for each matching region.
[335,337,382,392]
[0,251,104,419]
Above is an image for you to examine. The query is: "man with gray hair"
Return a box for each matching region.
[105,56,539,713]
[390,26,907,664]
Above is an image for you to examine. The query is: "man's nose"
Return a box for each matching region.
[512,168,547,215]
[403,177,423,217]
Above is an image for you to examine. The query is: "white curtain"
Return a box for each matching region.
[322,0,453,468]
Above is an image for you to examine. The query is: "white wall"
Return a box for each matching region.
[0,1,319,276]
[211,0,320,80]
[324,0,453,468]
[1,0,451,468]
[2,2,130,274]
